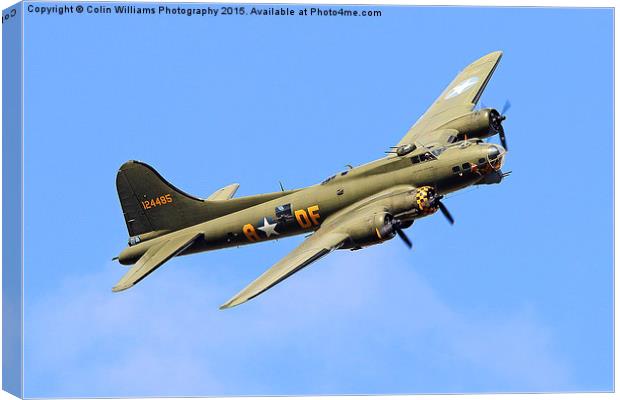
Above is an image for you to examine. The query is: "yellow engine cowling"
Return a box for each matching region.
[414,186,440,216]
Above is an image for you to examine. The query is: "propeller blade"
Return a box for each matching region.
[498,124,508,151]
[501,99,511,115]
[438,201,455,225]
[396,228,413,249]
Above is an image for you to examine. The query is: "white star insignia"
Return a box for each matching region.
[444,76,479,99]
[258,217,279,237]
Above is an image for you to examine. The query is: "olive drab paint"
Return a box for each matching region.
[112,51,509,309]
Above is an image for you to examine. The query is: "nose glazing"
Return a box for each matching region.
[486,144,506,170]
[487,144,504,158]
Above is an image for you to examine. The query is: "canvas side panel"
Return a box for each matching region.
[2,2,23,398]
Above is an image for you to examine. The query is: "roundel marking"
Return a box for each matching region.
[444,76,479,100]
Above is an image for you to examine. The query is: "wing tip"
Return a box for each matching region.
[482,50,503,59]
[491,50,503,62]
[112,283,131,292]
[219,297,245,310]
[468,50,503,69]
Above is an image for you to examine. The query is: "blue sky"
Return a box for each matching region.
[18,4,612,397]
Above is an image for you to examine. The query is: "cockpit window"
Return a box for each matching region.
[321,175,336,185]
[431,147,446,157]
[411,152,435,165]
[340,171,349,176]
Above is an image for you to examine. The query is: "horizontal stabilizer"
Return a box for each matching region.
[206,183,240,201]
[112,232,202,292]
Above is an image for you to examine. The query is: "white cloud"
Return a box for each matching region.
[24,244,570,397]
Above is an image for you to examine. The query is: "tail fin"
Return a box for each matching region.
[116,161,209,237]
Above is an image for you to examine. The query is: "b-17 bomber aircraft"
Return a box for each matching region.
[113,51,510,309]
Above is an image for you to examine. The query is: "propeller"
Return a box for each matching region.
[428,191,455,225]
[390,186,456,250]
[390,218,413,248]
[497,119,508,151]
[498,100,511,150]
[501,99,511,115]
[389,217,413,249]
[489,101,510,151]
[437,201,455,225]
[396,228,413,249]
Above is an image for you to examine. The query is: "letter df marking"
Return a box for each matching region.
[295,205,321,229]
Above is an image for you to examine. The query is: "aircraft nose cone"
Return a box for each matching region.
[487,144,505,158]
[487,144,506,170]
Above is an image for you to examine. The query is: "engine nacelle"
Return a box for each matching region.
[343,212,397,249]
[438,108,503,142]
[341,186,441,249]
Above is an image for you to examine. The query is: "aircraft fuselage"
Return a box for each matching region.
[118,140,504,265]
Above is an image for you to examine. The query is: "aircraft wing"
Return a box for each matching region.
[220,230,349,309]
[220,186,416,309]
[396,51,503,147]
[112,231,202,292]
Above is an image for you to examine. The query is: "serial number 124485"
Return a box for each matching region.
[141,194,173,210]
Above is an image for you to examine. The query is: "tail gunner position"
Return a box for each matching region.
[113,51,509,309]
